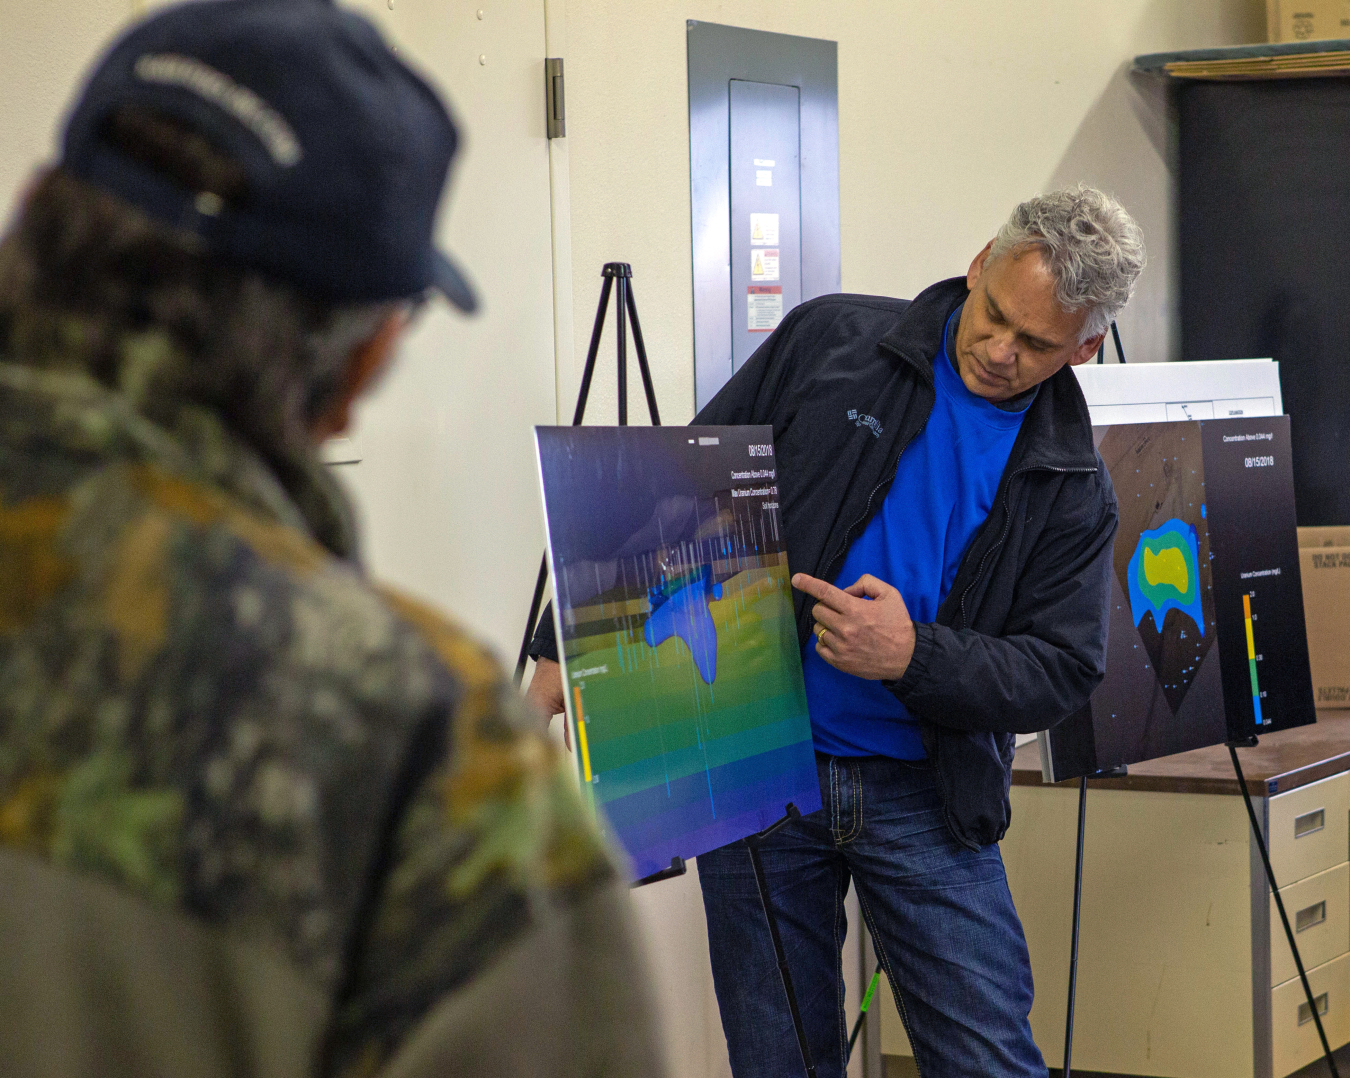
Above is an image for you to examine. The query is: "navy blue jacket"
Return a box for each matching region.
[694,277,1118,848]
[533,277,1118,848]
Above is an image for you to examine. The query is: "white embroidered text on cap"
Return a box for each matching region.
[134,53,302,166]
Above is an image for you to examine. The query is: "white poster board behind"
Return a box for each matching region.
[1073,357,1283,426]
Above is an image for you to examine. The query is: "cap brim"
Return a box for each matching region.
[431,250,477,313]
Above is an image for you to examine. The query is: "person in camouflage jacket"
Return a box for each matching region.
[0,3,662,1077]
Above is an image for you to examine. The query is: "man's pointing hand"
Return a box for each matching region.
[792,572,917,681]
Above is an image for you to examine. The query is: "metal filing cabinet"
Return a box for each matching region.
[878,724,1350,1078]
[1267,772,1350,1075]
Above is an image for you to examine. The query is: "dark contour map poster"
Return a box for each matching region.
[1041,416,1315,783]
[535,426,820,879]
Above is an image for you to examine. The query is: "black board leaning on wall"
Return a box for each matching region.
[1179,77,1350,525]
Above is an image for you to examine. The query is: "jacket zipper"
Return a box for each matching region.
[956,463,1099,630]
[818,425,926,585]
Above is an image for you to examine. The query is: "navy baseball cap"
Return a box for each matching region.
[60,0,476,310]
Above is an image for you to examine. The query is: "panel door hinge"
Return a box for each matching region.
[545,58,565,138]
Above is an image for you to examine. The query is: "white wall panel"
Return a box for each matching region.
[0,0,132,220]
[338,0,557,663]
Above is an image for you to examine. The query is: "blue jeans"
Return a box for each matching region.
[697,753,1045,1078]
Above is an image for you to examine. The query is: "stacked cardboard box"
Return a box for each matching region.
[1299,527,1350,707]
[1267,0,1350,43]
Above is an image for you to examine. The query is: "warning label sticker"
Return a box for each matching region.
[748,286,783,332]
[750,213,779,246]
[751,248,780,282]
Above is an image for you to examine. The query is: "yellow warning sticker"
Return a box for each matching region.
[750,212,779,246]
[751,248,780,282]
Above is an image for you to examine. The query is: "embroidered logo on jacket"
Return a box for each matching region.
[847,409,883,438]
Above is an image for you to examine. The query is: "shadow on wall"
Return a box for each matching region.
[1048,60,1173,363]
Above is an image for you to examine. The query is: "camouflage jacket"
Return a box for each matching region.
[0,358,661,1078]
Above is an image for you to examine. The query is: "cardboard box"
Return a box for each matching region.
[1267,0,1347,42]
[1298,526,1350,707]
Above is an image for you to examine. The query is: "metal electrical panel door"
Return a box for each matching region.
[688,22,839,413]
[729,80,801,372]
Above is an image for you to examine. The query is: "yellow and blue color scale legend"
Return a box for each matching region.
[1242,591,1266,726]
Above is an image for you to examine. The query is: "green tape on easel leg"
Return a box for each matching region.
[860,968,881,1012]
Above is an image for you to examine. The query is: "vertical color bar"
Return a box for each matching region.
[1243,592,1264,725]
[573,686,594,782]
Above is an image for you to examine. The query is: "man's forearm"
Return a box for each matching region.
[886,622,1102,735]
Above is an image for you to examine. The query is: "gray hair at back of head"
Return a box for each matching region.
[301,300,405,417]
[989,185,1146,342]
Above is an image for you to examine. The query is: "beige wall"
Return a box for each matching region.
[554,0,1266,434]
[0,0,131,214]
[0,2,1269,1077]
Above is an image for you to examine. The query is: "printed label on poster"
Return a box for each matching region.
[748,285,783,332]
[750,213,779,246]
[751,248,780,282]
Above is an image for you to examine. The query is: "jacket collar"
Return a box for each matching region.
[879,275,1099,472]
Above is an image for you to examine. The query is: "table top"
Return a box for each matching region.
[1012,711,1350,798]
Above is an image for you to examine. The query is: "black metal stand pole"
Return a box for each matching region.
[1057,764,1126,1078]
[1230,740,1341,1078]
[615,272,628,425]
[627,282,661,425]
[847,962,883,1061]
[514,554,551,686]
[513,262,661,688]
[1094,320,1126,365]
[1062,775,1088,1078]
[745,804,818,1078]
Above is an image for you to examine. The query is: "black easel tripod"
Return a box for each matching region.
[513,261,660,691]
[511,263,685,890]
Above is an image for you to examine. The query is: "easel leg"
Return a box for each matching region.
[513,553,550,687]
[744,805,818,1078]
[1231,742,1342,1078]
[847,962,882,1061]
[1062,775,1087,1078]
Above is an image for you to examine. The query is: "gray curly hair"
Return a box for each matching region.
[989,185,1146,342]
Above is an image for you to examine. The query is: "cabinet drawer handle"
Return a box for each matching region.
[1299,993,1330,1026]
[1295,809,1326,839]
[1296,900,1328,933]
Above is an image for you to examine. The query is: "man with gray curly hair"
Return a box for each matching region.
[542,185,1143,1077]
[991,184,1147,342]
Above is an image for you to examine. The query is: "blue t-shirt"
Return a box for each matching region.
[803,309,1032,759]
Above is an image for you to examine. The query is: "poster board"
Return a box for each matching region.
[535,425,820,878]
[1039,414,1316,782]
[1072,356,1283,426]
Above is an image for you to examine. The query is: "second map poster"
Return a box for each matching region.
[1040,415,1315,782]
[535,426,820,879]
